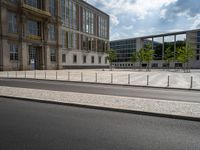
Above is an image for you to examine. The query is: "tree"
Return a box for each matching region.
[130,52,137,70]
[106,49,117,71]
[143,44,155,71]
[176,43,195,73]
[137,48,145,70]
[164,46,174,70]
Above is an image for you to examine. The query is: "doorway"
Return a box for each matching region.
[29,46,42,70]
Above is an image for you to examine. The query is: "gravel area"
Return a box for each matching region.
[0,86,200,118]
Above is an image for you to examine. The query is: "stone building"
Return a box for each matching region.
[0,0,109,71]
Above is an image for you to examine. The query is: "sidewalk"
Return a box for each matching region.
[0,86,200,119]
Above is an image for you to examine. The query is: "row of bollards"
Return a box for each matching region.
[4,71,195,89]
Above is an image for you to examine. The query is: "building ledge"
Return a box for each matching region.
[21,4,51,18]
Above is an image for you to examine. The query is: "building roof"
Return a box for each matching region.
[111,28,200,42]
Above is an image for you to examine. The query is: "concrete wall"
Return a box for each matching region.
[62,50,109,68]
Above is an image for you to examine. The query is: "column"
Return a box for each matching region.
[174,35,176,59]
[162,36,165,60]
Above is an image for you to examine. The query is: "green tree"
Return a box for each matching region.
[164,46,174,70]
[130,52,137,70]
[143,44,155,71]
[176,43,195,72]
[137,48,145,70]
[106,49,117,70]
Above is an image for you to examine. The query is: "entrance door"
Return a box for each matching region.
[29,46,42,70]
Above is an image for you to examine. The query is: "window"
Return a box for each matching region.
[62,54,66,63]
[66,31,76,49]
[50,48,56,62]
[48,24,55,40]
[9,0,18,4]
[27,20,40,36]
[25,0,42,9]
[98,56,101,64]
[105,57,107,64]
[83,55,87,64]
[73,55,77,63]
[197,55,200,61]
[91,56,94,64]
[49,0,56,16]
[8,12,17,33]
[64,0,76,29]
[82,8,94,34]
[10,44,18,61]
[98,16,108,38]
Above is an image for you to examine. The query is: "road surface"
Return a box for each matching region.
[0,78,200,103]
[0,97,199,150]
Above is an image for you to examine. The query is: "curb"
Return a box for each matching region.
[1,95,200,122]
[1,77,200,92]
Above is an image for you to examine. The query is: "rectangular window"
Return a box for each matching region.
[98,56,101,64]
[10,44,18,61]
[62,54,66,63]
[9,0,18,4]
[197,55,200,61]
[73,55,77,63]
[82,8,94,34]
[91,56,94,64]
[8,12,17,33]
[66,0,76,29]
[49,0,56,16]
[27,20,40,36]
[50,48,56,62]
[48,24,55,40]
[83,55,87,64]
[105,57,107,64]
[25,0,41,9]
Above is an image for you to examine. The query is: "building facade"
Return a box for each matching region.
[110,29,200,69]
[0,0,109,71]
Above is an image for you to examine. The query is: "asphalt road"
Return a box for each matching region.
[0,97,199,150]
[0,78,200,103]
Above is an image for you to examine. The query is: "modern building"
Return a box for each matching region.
[0,0,109,71]
[110,29,200,69]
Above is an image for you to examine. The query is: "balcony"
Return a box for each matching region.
[21,3,51,18]
[27,35,42,41]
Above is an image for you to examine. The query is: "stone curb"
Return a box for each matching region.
[1,95,200,122]
[0,86,200,121]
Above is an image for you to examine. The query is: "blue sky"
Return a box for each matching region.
[87,0,200,40]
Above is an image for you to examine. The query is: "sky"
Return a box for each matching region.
[87,0,200,40]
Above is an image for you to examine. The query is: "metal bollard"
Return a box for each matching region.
[128,74,130,85]
[7,72,9,78]
[111,73,113,84]
[190,76,193,89]
[147,75,149,86]
[95,72,97,82]
[16,71,17,78]
[25,71,26,78]
[68,72,70,81]
[81,72,83,82]
[45,71,46,79]
[34,70,36,79]
[56,71,58,80]
[167,75,170,87]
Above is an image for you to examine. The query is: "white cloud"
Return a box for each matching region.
[123,25,134,30]
[190,14,200,29]
[110,14,119,26]
[89,0,177,19]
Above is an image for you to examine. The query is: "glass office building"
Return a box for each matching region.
[110,29,200,69]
